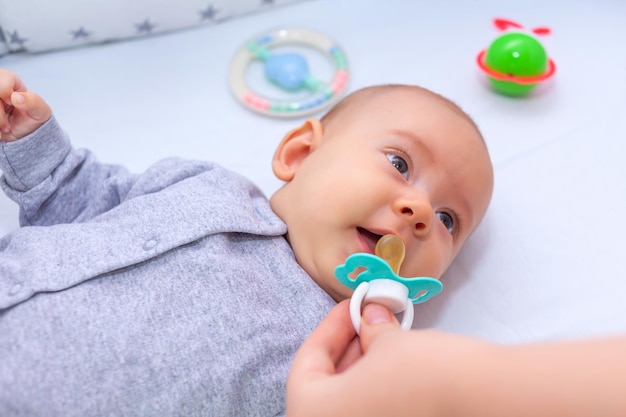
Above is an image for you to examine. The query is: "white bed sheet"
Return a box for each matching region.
[1,0,625,344]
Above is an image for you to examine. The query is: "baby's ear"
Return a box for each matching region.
[272,118,324,181]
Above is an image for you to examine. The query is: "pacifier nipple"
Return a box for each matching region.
[364,234,411,314]
[375,234,405,274]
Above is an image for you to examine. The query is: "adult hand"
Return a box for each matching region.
[287,300,390,416]
[286,300,493,417]
[288,297,626,417]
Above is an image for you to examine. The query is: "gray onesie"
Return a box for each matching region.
[0,117,336,417]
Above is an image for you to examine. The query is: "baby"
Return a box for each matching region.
[0,68,493,416]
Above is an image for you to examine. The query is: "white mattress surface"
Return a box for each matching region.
[1,0,625,343]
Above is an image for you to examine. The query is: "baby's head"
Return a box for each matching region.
[270,85,494,301]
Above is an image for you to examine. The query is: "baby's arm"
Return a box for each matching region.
[0,69,51,142]
[0,69,139,226]
[0,69,218,228]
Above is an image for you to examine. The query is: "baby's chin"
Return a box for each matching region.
[315,274,352,302]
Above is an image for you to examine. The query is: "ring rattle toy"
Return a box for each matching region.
[335,234,443,334]
[228,28,349,118]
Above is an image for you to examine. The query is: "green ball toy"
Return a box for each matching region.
[477,19,557,97]
[485,32,547,96]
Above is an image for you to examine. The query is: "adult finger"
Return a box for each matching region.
[335,336,362,373]
[289,300,356,381]
[359,303,401,353]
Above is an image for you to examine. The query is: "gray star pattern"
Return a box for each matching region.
[7,30,27,47]
[1,5,293,55]
[71,27,91,40]
[200,5,219,21]
[135,19,156,34]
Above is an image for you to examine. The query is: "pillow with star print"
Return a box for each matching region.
[0,30,7,56]
[0,0,304,54]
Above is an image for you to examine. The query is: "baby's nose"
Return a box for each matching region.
[395,197,432,235]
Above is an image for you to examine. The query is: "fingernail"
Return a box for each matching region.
[12,92,25,104]
[362,303,393,325]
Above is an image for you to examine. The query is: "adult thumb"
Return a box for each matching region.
[359,303,401,352]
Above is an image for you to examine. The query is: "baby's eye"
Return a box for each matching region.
[386,154,409,179]
[436,211,455,234]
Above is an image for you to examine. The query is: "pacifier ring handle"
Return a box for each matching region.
[349,282,414,334]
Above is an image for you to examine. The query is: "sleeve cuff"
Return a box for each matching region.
[0,116,72,192]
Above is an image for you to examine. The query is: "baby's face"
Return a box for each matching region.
[271,89,493,301]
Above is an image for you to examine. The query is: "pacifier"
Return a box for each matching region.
[334,235,443,334]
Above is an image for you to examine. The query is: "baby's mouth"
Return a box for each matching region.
[357,227,383,253]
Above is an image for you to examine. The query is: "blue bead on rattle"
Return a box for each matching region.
[335,234,443,334]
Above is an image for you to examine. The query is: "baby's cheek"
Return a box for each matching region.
[403,251,447,279]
